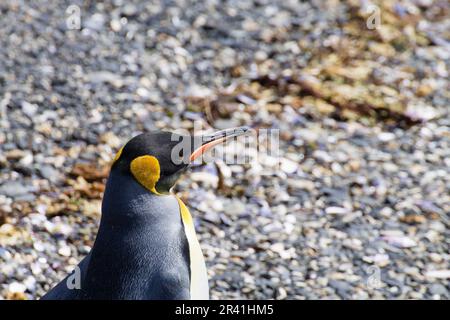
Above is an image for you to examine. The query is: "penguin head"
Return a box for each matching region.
[111,127,249,195]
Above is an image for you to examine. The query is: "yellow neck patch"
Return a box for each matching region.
[130,155,161,195]
[113,146,124,164]
[176,197,210,299]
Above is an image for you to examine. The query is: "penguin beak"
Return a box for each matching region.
[189,126,250,162]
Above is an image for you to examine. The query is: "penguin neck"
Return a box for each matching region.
[99,169,170,225]
[82,170,191,298]
[93,169,181,251]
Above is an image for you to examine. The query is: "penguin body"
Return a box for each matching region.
[42,128,248,300]
[44,171,208,299]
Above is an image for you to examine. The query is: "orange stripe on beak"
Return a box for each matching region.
[189,126,250,162]
[189,137,226,162]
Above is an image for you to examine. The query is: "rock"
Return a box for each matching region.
[429,253,443,263]
[190,172,219,188]
[224,200,246,215]
[5,149,27,160]
[0,248,12,260]
[416,200,444,216]
[110,19,122,32]
[288,179,315,192]
[280,158,298,174]
[277,287,288,299]
[214,118,241,130]
[44,221,73,236]
[428,284,448,296]
[325,206,349,215]
[8,282,27,293]
[203,211,221,224]
[122,4,138,17]
[363,254,390,267]
[136,87,151,99]
[84,13,105,31]
[21,101,39,117]
[425,270,450,279]
[381,235,417,248]
[313,150,333,163]
[58,245,72,257]
[38,165,61,184]
[24,276,37,291]
[82,200,102,218]
[19,152,34,167]
[0,182,34,198]
[378,132,396,142]
[33,242,45,252]
[86,71,122,87]
[100,132,122,149]
[184,85,213,98]
[236,94,256,105]
[405,104,438,122]
[329,280,352,296]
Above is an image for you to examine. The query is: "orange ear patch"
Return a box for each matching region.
[130,155,161,194]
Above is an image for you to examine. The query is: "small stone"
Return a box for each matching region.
[0,247,12,260]
[82,200,102,218]
[136,87,151,99]
[24,276,36,291]
[38,165,61,183]
[45,221,73,236]
[380,207,394,217]
[9,282,27,293]
[325,206,349,215]
[416,201,444,216]
[224,200,246,215]
[425,270,450,279]
[33,242,45,252]
[382,235,417,248]
[85,13,105,31]
[236,94,256,105]
[100,132,122,149]
[21,101,38,117]
[428,284,448,296]
[110,19,122,32]
[87,71,122,87]
[184,85,213,98]
[313,150,333,163]
[288,179,315,192]
[203,211,221,224]
[5,149,26,160]
[19,152,34,166]
[329,280,352,294]
[190,172,218,188]
[0,182,33,198]
[378,132,396,142]
[122,4,138,16]
[58,245,72,257]
[280,158,298,174]
[277,287,288,299]
[363,254,390,267]
[416,84,434,97]
[429,253,443,263]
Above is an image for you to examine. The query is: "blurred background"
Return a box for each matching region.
[0,0,449,299]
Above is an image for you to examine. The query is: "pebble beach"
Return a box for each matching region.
[0,0,449,299]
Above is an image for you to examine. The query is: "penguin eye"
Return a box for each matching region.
[178,149,184,158]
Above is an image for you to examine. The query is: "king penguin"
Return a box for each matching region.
[42,127,249,300]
